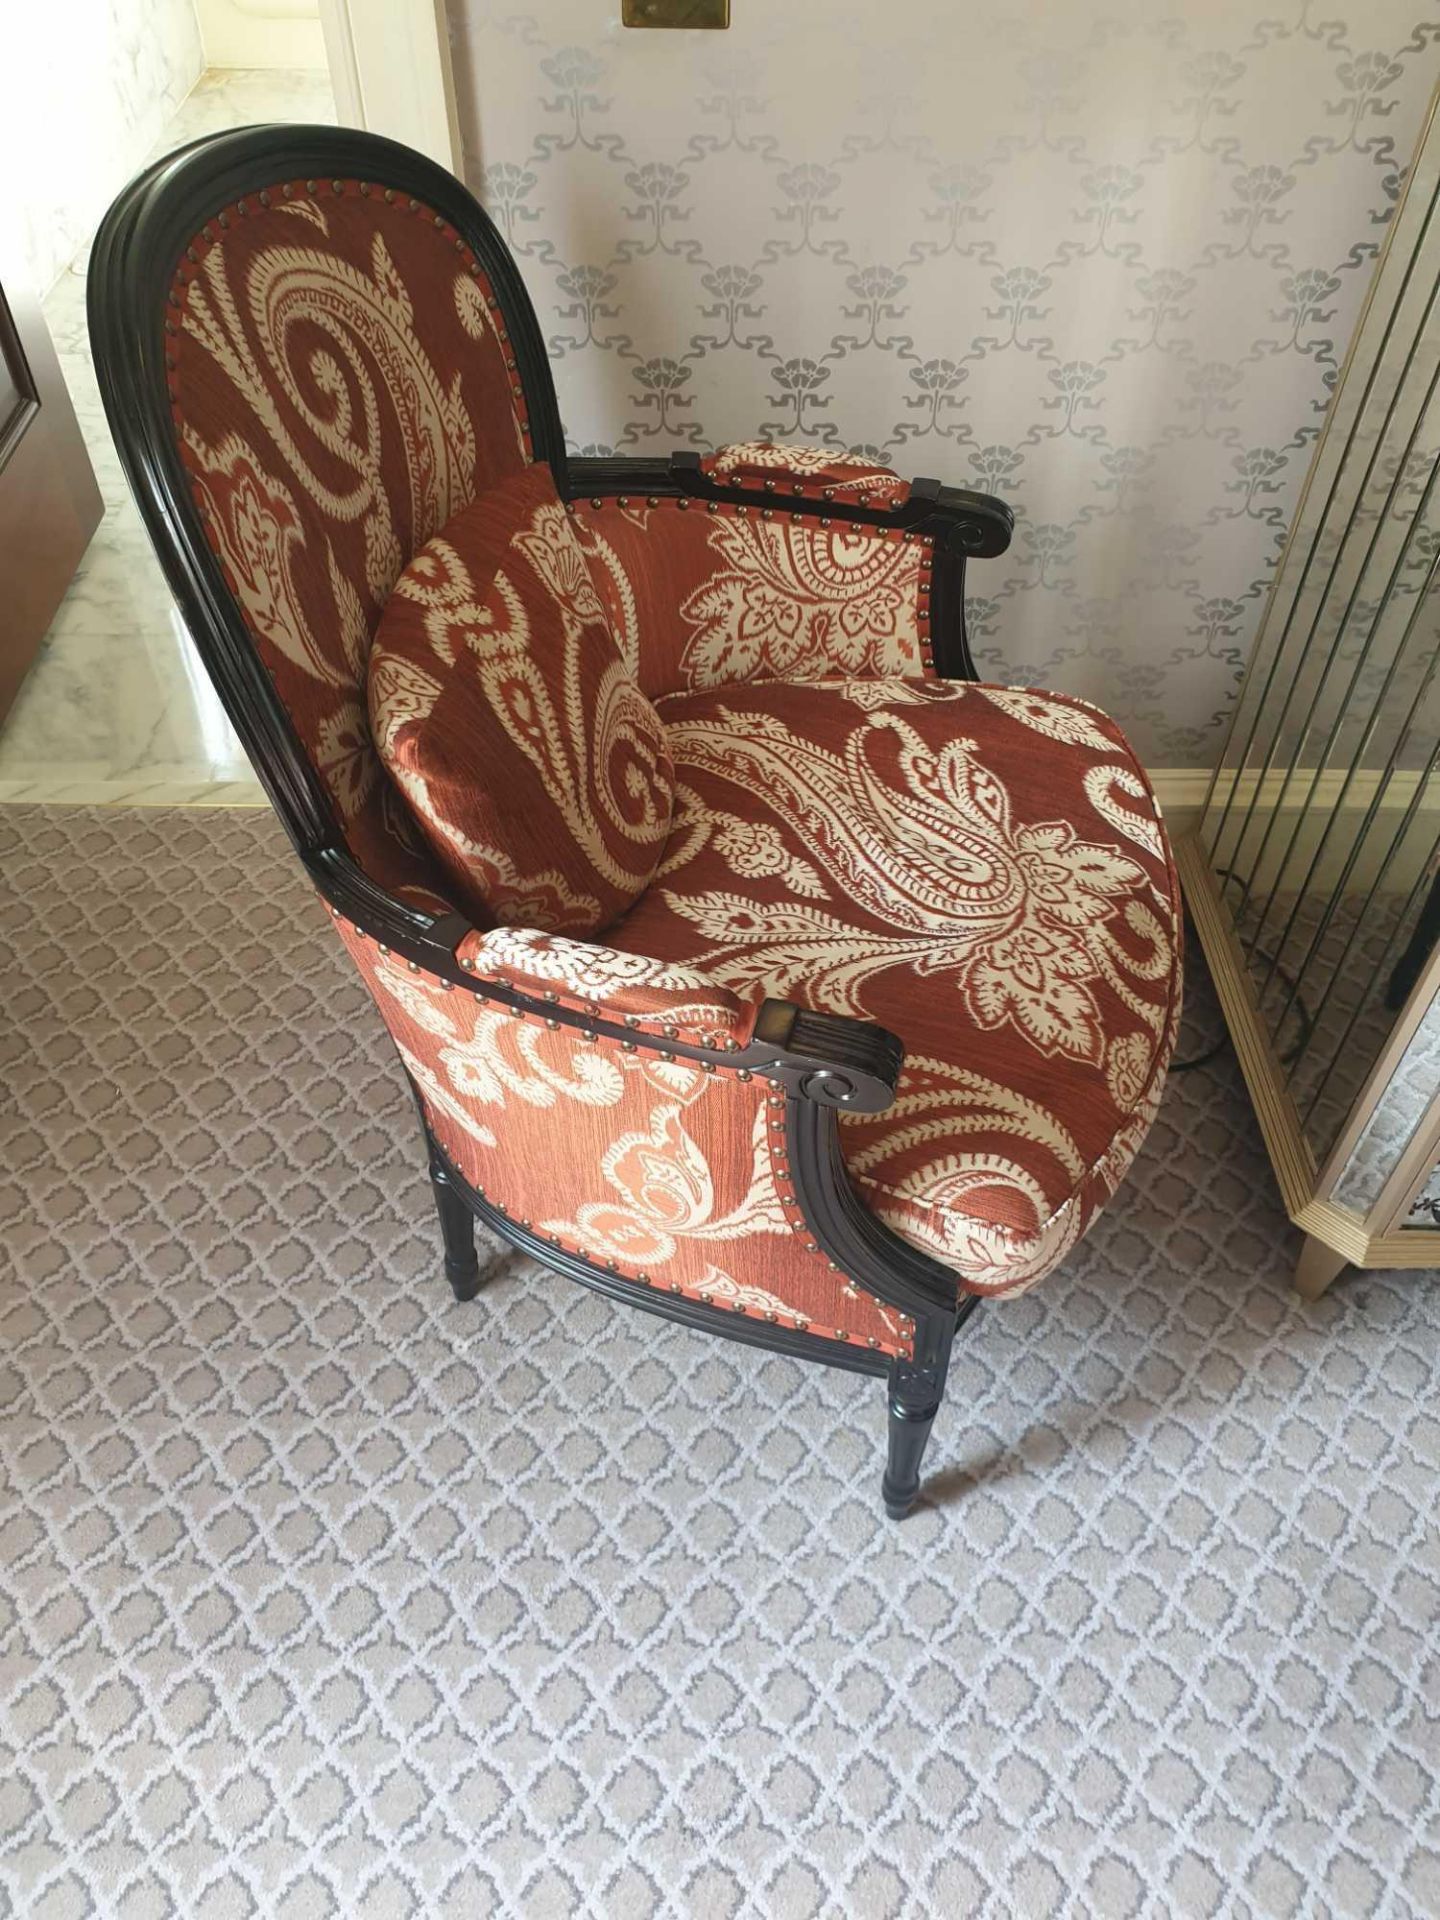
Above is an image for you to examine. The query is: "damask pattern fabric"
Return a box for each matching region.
[334,916,911,1355]
[455,924,758,1050]
[699,439,912,510]
[369,464,674,932]
[617,676,1182,1293]
[166,176,534,901]
[571,494,932,695]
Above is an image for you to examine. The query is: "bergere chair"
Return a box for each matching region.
[91,126,1182,1517]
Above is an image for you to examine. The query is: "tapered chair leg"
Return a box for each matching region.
[430,1161,483,1301]
[882,1361,943,1520]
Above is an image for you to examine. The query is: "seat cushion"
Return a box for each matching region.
[368,464,674,933]
[612,677,1183,1295]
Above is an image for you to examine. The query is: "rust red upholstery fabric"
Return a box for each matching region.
[613,677,1182,1295]
[333,916,912,1357]
[368,465,674,932]
[699,441,912,510]
[571,498,934,696]
[454,925,758,1051]
[166,178,533,904]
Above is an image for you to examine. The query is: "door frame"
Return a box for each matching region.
[0,262,103,722]
[318,0,462,174]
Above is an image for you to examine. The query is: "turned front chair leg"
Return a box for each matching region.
[430,1161,483,1301]
[882,1359,944,1520]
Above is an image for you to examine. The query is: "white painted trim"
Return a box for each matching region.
[316,0,461,173]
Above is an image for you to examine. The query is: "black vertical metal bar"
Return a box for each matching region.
[1264,533,1440,1038]
[1298,729,1440,1133]
[1251,440,1440,999]
[1201,175,1440,876]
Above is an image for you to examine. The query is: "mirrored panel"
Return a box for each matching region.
[1200,103,1440,1173]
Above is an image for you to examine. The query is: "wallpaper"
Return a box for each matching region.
[12,0,204,296]
[447,0,1439,768]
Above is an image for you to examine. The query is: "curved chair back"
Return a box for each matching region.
[89,125,566,909]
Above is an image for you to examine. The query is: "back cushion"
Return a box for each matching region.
[165,176,535,903]
[368,464,675,933]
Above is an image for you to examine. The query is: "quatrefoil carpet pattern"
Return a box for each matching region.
[2,806,1438,1918]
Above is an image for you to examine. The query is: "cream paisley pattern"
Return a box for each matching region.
[654,698,1171,1068]
[370,956,625,1108]
[169,185,531,902]
[975,686,1120,757]
[543,1104,787,1265]
[371,475,676,931]
[701,440,910,508]
[462,925,750,1040]
[678,515,925,686]
[609,675,1181,1293]
[182,229,480,633]
[341,924,903,1338]
[844,1003,1178,1296]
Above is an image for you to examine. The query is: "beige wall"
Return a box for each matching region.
[447,0,1438,768]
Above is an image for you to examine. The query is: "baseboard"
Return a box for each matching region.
[1148,768,1210,835]
[1151,763,1440,836]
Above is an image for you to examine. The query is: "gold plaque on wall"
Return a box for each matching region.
[622,0,730,26]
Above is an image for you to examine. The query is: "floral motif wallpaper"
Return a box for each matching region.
[447,0,1439,768]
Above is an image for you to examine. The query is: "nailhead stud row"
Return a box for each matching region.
[334,910,913,1359]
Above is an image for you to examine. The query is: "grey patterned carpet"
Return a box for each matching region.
[3,805,1439,1919]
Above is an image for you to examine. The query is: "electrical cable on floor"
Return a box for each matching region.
[1169,887,1316,1073]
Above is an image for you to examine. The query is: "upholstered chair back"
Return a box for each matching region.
[156,158,554,901]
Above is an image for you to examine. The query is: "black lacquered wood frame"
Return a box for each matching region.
[87,124,1013,1517]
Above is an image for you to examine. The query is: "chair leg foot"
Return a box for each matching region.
[431,1162,482,1302]
[882,1361,941,1520]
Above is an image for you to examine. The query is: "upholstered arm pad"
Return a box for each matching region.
[452,924,903,1113]
[695,441,912,510]
[455,924,757,1050]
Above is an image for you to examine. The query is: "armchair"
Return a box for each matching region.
[90,126,1181,1518]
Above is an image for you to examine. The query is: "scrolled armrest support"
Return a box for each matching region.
[744,999,903,1115]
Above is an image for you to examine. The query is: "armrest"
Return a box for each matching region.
[695,441,911,509]
[453,924,901,1113]
[561,446,1012,559]
[456,923,756,1049]
[750,998,903,1114]
[304,846,903,1114]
